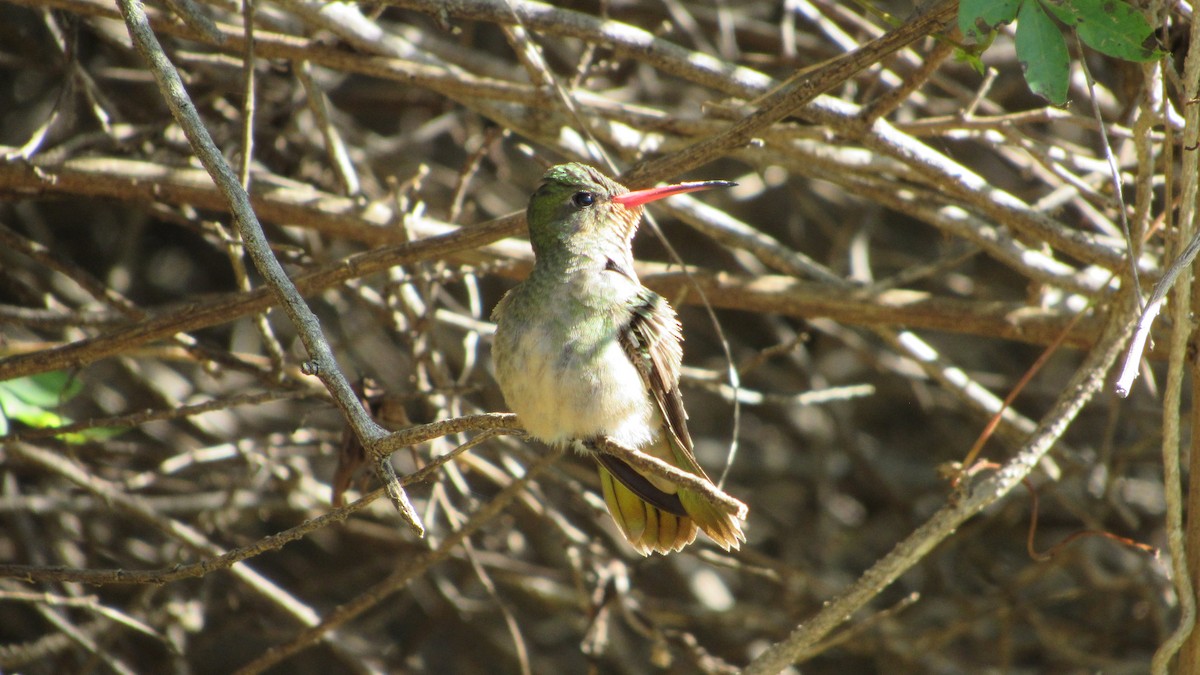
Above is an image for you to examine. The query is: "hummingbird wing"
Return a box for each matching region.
[613,285,745,551]
[620,288,697,461]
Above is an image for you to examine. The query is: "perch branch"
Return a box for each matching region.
[588,437,748,520]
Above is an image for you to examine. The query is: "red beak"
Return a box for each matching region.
[611,180,736,208]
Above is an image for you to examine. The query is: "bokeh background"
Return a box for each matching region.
[0,1,1191,673]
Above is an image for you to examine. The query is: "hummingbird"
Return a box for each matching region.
[491,163,746,555]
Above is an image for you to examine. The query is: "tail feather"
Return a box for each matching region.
[661,432,746,552]
[597,460,744,555]
[678,489,745,551]
[599,464,697,554]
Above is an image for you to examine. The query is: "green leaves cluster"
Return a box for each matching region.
[959,0,1164,105]
[0,371,120,442]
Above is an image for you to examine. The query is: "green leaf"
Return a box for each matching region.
[1041,0,1082,26]
[959,0,1023,41]
[1043,0,1164,62]
[1016,0,1070,105]
[4,371,82,407]
[64,426,128,444]
[0,372,83,438]
[0,373,123,443]
[954,49,988,75]
[0,386,68,429]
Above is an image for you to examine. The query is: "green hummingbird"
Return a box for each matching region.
[491,163,746,555]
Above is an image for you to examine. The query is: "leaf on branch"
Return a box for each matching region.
[958,0,1022,42]
[1043,0,1165,62]
[1016,0,1071,105]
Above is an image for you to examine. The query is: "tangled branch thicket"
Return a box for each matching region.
[0,0,1194,672]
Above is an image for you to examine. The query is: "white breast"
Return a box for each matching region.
[497,322,658,450]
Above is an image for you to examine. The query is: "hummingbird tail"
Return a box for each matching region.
[598,464,698,555]
[677,489,745,552]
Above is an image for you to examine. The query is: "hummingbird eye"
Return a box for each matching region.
[571,191,595,208]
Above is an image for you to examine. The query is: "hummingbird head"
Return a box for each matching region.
[525,162,734,266]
